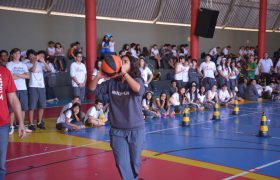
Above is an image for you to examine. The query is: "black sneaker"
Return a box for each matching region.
[28,124,36,131]
[37,121,46,129]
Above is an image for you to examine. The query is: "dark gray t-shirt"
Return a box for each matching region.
[94,77,145,129]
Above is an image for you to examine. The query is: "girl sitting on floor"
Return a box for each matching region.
[205,84,219,109]
[169,87,187,114]
[56,102,84,132]
[218,84,234,107]
[155,92,171,118]
[142,91,161,118]
[186,85,204,111]
[198,85,207,109]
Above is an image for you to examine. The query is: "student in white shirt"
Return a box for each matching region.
[109,36,115,54]
[209,46,221,60]
[139,57,153,89]
[171,45,178,57]
[275,58,280,75]
[142,91,161,118]
[248,47,255,56]
[151,44,161,68]
[91,60,109,104]
[155,92,171,117]
[205,85,219,109]
[198,85,207,108]
[258,52,273,84]
[130,43,138,59]
[136,44,142,57]
[182,60,190,88]
[183,44,189,56]
[84,99,107,127]
[169,87,187,113]
[56,102,84,132]
[7,48,30,135]
[229,61,239,93]
[47,41,58,69]
[239,46,245,57]
[199,54,217,90]
[174,56,185,88]
[57,96,81,126]
[70,51,87,101]
[26,50,51,131]
[55,42,66,71]
[92,60,106,84]
[218,84,233,107]
[222,46,231,56]
[47,41,56,57]
[217,58,230,89]
[186,85,204,111]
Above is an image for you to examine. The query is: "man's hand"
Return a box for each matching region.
[18,124,26,139]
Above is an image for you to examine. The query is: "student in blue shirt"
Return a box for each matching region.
[89,55,145,180]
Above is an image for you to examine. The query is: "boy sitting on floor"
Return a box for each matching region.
[84,99,108,127]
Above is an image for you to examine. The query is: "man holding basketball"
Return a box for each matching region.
[0,66,26,179]
[89,54,145,180]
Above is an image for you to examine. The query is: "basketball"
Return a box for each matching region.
[101,54,122,77]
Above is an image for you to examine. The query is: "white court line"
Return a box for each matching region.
[6,111,271,162]
[223,159,280,180]
[7,141,103,162]
[7,120,213,162]
[238,106,280,110]
[235,132,244,134]
[145,120,212,134]
[146,126,180,134]
[225,111,260,119]
[238,109,280,116]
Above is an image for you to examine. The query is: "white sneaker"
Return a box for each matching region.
[25,127,32,133]
[9,126,15,135]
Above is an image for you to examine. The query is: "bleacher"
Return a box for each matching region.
[50,58,174,100]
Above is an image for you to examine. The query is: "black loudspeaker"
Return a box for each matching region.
[195,8,219,38]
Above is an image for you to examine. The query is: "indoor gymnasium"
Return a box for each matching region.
[0,0,280,180]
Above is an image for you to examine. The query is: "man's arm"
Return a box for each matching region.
[7,92,26,138]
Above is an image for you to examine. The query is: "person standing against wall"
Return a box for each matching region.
[26,50,51,131]
[6,48,30,135]
[70,51,87,101]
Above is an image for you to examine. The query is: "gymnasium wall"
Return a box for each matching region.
[0,10,279,56]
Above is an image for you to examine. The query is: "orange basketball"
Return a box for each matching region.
[101,54,122,77]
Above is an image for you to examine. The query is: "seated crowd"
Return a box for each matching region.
[1,35,280,134]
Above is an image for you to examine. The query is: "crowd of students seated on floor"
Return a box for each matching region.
[1,35,280,133]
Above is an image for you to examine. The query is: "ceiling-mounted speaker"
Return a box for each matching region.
[195,8,219,38]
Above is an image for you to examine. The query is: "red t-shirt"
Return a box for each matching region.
[0,66,16,126]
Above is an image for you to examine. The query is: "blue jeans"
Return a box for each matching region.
[143,110,157,118]
[170,104,186,113]
[110,127,145,180]
[0,124,9,180]
[56,121,83,131]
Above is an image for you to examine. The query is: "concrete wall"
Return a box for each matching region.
[0,10,279,56]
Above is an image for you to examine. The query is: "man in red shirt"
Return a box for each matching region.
[0,66,26,179]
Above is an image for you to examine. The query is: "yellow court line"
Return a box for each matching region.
[142,150,278,180]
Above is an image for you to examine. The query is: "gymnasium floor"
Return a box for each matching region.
[6,101,280,180]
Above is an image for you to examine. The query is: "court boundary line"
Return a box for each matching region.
[223,159,280,180]
[6,141,103,162]
[7,110,261,162]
